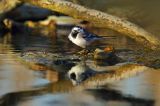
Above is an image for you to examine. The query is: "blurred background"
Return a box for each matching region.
[0,0,160,106]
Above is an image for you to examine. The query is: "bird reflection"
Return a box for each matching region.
[68,61,96,85]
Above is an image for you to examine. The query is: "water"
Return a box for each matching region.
[0,25,159,106]
[0,0,160,106]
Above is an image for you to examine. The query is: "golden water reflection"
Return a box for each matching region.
[24,61,158,106]
[0,26,159,106]
[0,41,50,105]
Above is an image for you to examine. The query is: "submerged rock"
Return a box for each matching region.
[20,51,80,73]
[94,48,121,65]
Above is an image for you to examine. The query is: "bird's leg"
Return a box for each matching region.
[77,49,90,56]
[83,49,90,55]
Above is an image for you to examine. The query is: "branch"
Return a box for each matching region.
[0,0,21,19]
[19,0,160,49]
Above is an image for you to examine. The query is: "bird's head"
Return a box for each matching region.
[70,26,86,38]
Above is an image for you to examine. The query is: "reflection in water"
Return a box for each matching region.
[68,61,96,85]
[86,88,154,106]
[67,60,147,87]
[0,22,159,106]
[15,88,154,106]
[0,36,156,106]
[82,63,148,87]
[0,37,51,106]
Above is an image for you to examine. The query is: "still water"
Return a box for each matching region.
[0,26,159,106]
[1,0,160,106]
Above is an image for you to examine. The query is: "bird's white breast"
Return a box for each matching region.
[68,34,88,48]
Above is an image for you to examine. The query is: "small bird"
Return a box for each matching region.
[68,26,102,49]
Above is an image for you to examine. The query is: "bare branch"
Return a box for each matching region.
[17,0,160,49]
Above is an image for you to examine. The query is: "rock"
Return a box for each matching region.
[94,48,121,65]
[25,19,57,38]
[3,18,30,33]
[3,18,57,38]
[20,51,80,73]
[5,4,64,22]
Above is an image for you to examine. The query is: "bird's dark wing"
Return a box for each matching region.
[83,31,102,41]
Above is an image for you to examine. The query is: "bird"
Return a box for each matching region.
[68,26,102,49]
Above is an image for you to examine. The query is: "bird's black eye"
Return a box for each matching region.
[71,30,79,38]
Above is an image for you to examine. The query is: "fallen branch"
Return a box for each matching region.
[19,0,160,49]
[0,0,21,20]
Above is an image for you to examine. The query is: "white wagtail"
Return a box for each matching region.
[68,26,102,49]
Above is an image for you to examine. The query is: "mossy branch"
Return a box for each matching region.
[17,0,160,49]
